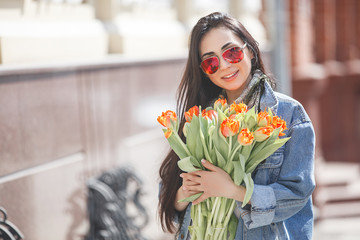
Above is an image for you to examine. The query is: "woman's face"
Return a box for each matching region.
[199,27,253,103]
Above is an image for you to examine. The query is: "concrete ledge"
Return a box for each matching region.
[0,19,108,64]
[107,16,188,56]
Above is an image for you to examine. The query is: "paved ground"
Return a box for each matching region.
[314,217,360,240]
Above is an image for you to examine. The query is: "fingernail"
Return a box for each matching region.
[180,174,183,178]
[201,159,206,164]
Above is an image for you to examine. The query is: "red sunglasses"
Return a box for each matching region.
[200,43,247,75]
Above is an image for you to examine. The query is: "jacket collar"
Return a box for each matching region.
[260,80,278,114]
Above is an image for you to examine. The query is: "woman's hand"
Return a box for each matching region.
[174,171,203,211]
[180,159,247,205]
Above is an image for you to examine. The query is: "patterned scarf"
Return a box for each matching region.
[233,69,268,111]
[210,70,270,111]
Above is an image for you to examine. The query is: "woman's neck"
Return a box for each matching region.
[226,91,241,104]
[225,74,253,104]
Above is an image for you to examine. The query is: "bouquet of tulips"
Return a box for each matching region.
[157,98,290,240]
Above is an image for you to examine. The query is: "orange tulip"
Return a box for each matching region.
[238,128,254,146]
[254,126,274,142]
[202,109,217,120]
[157,110,177,128]
[229,114,237,119]
[184,106,199,122]
[230,102,248,114]
[164,128,172,139]
[257,111,272,127]
[214,98,227,110]
[220,118,239,137]
[272,116,287,136]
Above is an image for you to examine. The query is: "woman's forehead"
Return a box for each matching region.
[199,27,244,55]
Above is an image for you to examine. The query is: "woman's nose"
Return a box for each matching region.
[218,57,231,70]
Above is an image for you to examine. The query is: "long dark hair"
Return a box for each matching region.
[158,12,275,233]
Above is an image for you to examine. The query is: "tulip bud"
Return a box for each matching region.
[184,106,199,122]
[214,98,228,111]
[237,128,254,146]
[254,126,274,142]
[272,116,287,136]
[157,110,177,129]
[164,128,172,139]
[257,111,271,127]
[221,118,240,137]
[230,102,248,114]
[202,109,217,120]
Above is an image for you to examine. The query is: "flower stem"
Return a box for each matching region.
[174,132,192,156]
[230,144,242,162]
[228,136,232,159]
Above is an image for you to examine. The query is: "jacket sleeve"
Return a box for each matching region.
[237,120,316,229]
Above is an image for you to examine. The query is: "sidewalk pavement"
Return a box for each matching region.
[314,217,360,240]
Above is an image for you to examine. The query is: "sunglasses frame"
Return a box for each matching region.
[200,42,247,75]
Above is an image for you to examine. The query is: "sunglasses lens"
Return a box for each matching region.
[223,47,244,63]
[201,57,219,74]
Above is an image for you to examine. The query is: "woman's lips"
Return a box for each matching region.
[222,70,239,81]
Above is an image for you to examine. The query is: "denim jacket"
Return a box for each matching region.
[177,81,316,240]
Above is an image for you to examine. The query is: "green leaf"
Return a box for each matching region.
[165,129,189,159]
[242,173,254,207]
[240,144,253,160]
[195,142,204,162]
[208,144,217,166]
[250,128,281,157]
[233,161,245,185]
[213,128,229,160]
[217,107,227,124]
[231,135,239,149]
[244,107,257,130]
[199,116,212,163]
[199,115,209,139]
[239,153,246,170]
[208,125,216,136]
[178,156,200,172]
[185,116,200,151]
[246,137,290,173]
[228,214,239,240]
[215,147,226,169]
[233,154,246,185]
[178,192,203,202]
[189,155,202,169]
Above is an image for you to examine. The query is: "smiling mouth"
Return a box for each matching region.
[222,70,239,80]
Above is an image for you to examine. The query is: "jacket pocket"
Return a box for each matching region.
[253,147,285,185]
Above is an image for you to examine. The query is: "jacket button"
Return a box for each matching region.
[180,234,184,239]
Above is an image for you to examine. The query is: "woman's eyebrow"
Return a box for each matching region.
[201,51,214,59]
[201,42,235,59]
[221,42,233,50]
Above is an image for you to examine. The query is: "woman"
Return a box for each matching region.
[158,12,315,239]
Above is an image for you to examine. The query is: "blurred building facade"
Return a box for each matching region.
[0,0,359,239]
[286,0,360,221]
